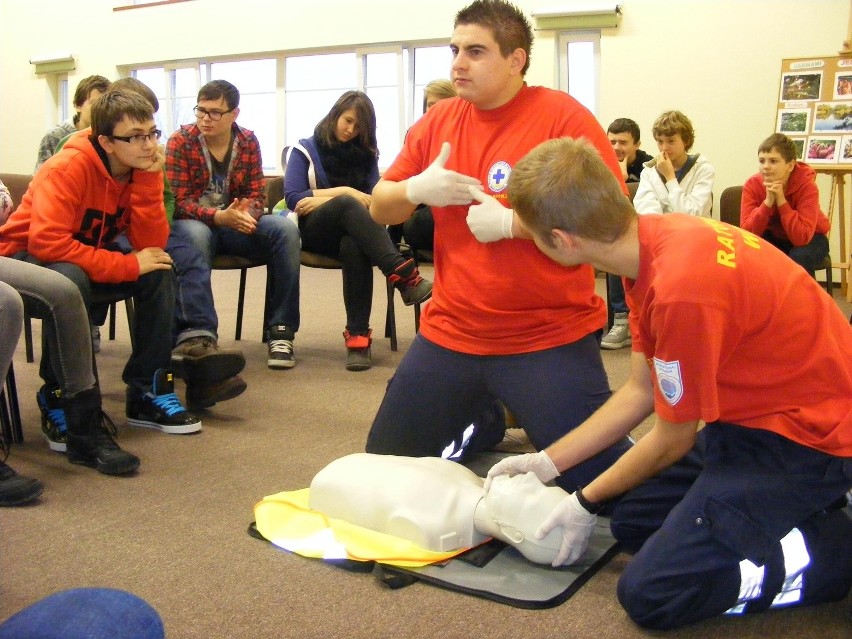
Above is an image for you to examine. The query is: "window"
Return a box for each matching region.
[127,41,453,174]
[284,52,357,160]
[412,45,454,119]
[557,31,600,114]
[58,76,70,123]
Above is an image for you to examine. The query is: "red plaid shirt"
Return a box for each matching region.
[165,123,265,227]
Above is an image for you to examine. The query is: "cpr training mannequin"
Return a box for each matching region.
[308,453,573,566]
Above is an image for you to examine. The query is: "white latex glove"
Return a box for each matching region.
[405,142,482,207]
[483,450,559,492]
[537,492,597,567]
[466,187,514,242]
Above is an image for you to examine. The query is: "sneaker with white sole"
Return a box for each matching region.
[268,325,296,369]
[601,313,631,350]
[126,370,201,434]
[37,386,68,453]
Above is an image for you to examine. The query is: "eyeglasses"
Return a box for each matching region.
[110,129,162,145]
[194,106,234,121]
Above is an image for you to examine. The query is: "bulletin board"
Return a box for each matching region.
[777,55,852,166]
[778,55,852,299]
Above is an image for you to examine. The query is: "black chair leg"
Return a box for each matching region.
[24,314,34,363]
[108,301,117,340]
[385,281,398,352]
[1,362,24,444]
[235,268,247,341]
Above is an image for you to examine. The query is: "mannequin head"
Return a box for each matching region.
[473,472,567,564]
[308,453,568,564]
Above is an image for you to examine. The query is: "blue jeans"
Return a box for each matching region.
[115,226,218,344]
[606,273,628,314]
[0,588,164,639]
[0,258,96,396]
[366,332,632,494]
[763,232,830,276]
[173,216,301,334]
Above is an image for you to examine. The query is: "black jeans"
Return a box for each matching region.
[299,194,405,333]
[17,252,176,398]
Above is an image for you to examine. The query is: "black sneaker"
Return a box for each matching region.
[268,325,296,369]
[186,375,247,410]
[37,386,68,453]
[67,411,140,476]
[126,369,202,434]
[171,336,246,383]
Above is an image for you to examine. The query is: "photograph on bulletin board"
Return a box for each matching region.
[776,108,810,134]
[834,72,852,99]
[813,101,852,133]
[780,71,823,101]
[805,136,839,163]
[791,137,806,160]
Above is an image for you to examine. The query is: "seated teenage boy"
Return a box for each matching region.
[486,137,852,630]
[0,89,201,435]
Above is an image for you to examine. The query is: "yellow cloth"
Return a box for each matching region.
[254,489,475,568]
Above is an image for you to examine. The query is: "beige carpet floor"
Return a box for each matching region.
[1,266,850,639]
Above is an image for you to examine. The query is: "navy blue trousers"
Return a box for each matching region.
[611,423,852,629]
[366,332,632,493]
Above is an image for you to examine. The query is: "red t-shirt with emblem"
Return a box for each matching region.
[384,84,624,355]
[625,214,852,456]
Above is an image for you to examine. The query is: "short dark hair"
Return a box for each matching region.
[111,77,159,113]
[607,118,641,143]
[509,137,635,245]
[197,80,240,110]
[74,75,111,108]
[455,0,533,75]
[758,133,798,162]
[72,75,111,125]
[89,89,154,140]
[314,90,378,158]
[652,111,695,151]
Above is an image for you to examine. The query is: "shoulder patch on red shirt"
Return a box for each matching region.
[653,358,684,406]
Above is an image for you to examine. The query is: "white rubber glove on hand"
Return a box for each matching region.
[405,142,482,207]
[483,450,559,492]
[466,187,514,242]
[537,492,597,567]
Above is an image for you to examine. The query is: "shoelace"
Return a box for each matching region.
[150,392,186,417]
[46,406,68,433]
[269,339,293,355]
[92,411,121,449]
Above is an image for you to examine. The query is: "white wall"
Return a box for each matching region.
[1,0,849,215]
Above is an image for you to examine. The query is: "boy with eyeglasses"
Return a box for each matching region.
[166,80,301,369]
[0,88,202,437]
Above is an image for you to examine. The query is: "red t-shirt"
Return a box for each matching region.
[384,84,623,355]
[626,214,852,456]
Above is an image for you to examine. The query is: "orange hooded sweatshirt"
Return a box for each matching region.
[0,132,167,283]
[740,161,831,246]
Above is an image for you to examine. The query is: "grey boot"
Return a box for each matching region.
[65,387,140,476]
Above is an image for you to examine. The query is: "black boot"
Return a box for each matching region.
[65,388,140,476]
[0,439,43,506]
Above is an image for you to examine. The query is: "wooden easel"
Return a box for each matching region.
[813,166,851,300]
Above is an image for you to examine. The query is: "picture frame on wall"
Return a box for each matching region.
[833,72,852,99]
[805,136,840,163]
[840,135,852,162]
[780,71,823,101]
[812,101,852,133]
[776,108,810,134]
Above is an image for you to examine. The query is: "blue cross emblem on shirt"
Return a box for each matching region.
[488,161,512,193]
